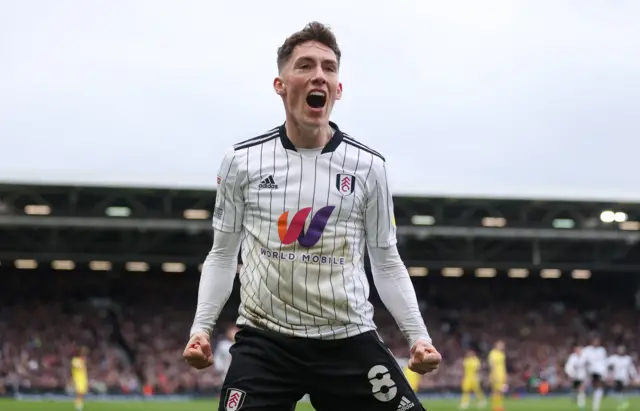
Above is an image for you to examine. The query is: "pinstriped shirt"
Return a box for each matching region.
[213,121,397,339]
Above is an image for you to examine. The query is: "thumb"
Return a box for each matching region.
[424,352,441,362]
[200,339,212,357]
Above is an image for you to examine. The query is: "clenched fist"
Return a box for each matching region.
[408,339,441,375]
[183,331,213,370]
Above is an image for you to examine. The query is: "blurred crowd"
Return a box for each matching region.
[1,272,639,396]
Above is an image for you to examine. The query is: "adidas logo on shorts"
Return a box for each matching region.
[397,396,415,411]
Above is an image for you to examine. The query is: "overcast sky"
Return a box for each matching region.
[1,0,638,200]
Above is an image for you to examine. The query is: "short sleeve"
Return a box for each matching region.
[364,158,397,248]
[212,149,245,233]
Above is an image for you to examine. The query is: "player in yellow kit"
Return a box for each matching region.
[403,362,422,392]
[488,341,507,411]
[460,349,487,409]
[70,347,89,411]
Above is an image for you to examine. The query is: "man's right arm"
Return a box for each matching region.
[189,148,245,337]
[564,355,574,378]
[189,230,242,337]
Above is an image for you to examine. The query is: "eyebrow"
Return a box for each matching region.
[295,56,338,66]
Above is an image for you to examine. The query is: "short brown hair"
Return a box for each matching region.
[277,21,341,72]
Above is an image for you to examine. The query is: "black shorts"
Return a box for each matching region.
[219,325,426,411]
[614,380,625,392]
[572,380,584,390]
[591,373,603,386]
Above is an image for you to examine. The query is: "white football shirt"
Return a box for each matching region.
[583,345,608,376]
[607,354,636,384]
[564,352,588,382]
[213,122,397,340]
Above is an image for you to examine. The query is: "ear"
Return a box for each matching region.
[335,82,343,100]
[273,77,285,96]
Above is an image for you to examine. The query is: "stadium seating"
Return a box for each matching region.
[1,271,638,395]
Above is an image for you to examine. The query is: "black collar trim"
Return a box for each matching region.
[279,121,344,154]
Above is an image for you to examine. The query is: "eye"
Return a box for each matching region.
[299,64,311,70]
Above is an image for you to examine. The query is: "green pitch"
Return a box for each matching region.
[1,397,636,411]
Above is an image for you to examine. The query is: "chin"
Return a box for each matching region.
[304,116,328,126]
[306,108,332,123]
[294,113,326,129]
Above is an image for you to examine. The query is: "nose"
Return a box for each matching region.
[310,66,327,85]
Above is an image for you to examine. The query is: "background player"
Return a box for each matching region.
[393,355,422,393]
[564,345,588,410]
[583,337,607,411]
[70,346,89,411]
[213,324,239,382]
[460,349,487,409]
[607,346,637,411]
[488,341,507,411]
[401,357,422,393]
[183,21,441,411]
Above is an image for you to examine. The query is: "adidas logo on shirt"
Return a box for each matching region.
[397,396,415,411]
[258,175,278,189]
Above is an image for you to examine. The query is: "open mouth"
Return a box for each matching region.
[306,91,326,109]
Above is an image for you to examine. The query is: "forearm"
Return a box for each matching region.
[368,244,431,348]
[189,229,242,337]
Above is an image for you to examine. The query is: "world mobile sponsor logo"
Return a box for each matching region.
[260,247,346,265]
[277,206,335,248]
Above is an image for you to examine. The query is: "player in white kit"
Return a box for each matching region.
[607,346,637,411]
[565,345,588,410]
[582,338,607,411]
[182,21,441,411]
[213,325,239,382]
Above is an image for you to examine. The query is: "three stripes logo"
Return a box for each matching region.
[397,396,415,411]
[277,206,335,248]
[258,175,278,189]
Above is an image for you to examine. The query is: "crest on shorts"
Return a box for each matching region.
[225,388,246,411]
[336,173,355,196]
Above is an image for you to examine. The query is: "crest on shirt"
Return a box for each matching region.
[335,173,355,196]
[225,388,246,411]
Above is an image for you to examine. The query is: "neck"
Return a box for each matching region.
[285,115,333,149]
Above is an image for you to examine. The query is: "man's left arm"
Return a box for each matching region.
[367,244,431,348]
[363,158,430,348]
[364,158,440,374]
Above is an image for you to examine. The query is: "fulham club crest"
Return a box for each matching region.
[225,388,246,411]
[336,173,355,196]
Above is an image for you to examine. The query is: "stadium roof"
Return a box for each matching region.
[1,183,639,276]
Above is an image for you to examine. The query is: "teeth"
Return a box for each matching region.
[309,91,326,97]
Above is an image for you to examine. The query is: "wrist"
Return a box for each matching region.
[409,335,433,349]
[189,327,212,339]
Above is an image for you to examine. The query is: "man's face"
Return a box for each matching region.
[275,40,342,128]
